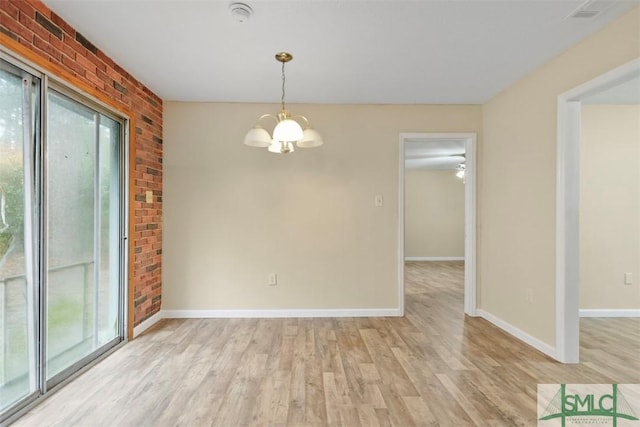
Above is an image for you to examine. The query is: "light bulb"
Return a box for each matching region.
[273,119,303,142]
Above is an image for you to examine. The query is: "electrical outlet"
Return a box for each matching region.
[268,273,277,286]
[145,190,153,203]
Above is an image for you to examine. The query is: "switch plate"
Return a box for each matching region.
[375,195,384,207]
[525,288,533,303]
[145,190,153,203]
[624,272,633,285]
[268,273,277,286]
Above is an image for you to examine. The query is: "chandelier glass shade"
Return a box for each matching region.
[244,52,323,154]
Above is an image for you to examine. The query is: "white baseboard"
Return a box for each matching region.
[404,257,465,261]
[476,309,557,360]
[579,309,640,318]
[132,311,164,338]
[162,308,402,319]
[133,308,402,336]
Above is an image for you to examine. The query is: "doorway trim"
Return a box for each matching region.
[556,58,640,363]
[398,133,477,316]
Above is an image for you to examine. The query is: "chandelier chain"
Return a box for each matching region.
[281,60,286,111]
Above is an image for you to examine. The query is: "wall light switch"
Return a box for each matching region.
[624,272,633,285]
[268,273,277,286]
[375,195,384,207]
[145,190,154,203]
[525,288,533,303]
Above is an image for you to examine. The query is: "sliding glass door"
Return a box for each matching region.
[0,58,39,415]
[46,91,123,382]
[0,55,127,422]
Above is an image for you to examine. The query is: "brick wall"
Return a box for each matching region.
[0,0,162,332]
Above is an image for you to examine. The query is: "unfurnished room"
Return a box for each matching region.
[0,0,639,426]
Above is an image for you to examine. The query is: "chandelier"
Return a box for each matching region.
[244,52,323,154]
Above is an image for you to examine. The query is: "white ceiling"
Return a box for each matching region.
[405,139,466,170]
[42,0,638,104]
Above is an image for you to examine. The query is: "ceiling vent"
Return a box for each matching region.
[566,0,616,19]
[571,9,600,18]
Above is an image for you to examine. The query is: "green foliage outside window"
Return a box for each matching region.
[0,71,26,264]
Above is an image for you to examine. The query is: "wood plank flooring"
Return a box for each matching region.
[13,261,640,426]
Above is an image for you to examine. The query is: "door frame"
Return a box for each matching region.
[398,133,477,316]
[555,58,640,363]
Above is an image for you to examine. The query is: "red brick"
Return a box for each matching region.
[87,53,106,72]
[84,70,104,89]
[27,0,51,19]
[62,32,87,56]
[102,81,123,102]
[2,11,34,40]
[1,1,20,20]
[112,62,130,81]
[50,11,74,36]
[12,1,35,19]
[18,9,50,40]
[48,33,75,59]
[75,52,97,75]
[33,34,61,61]
[61,53,85,76]
[105,66,122,82]
[29,44,54,63]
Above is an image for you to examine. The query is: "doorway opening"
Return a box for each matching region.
[556,58,640,363]
[398,133,477,316]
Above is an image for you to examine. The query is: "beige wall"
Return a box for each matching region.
[480,7,639,345]
[163,103,481,310]
[404,169,464,258]
[580,105,640,310]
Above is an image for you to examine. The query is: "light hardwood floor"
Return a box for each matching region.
[13,261,640,426]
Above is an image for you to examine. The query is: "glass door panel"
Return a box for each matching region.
[46,92,121,380]
[0,62,38,413]
[46,92,96,378]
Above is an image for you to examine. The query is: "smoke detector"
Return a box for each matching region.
[229,3,252,23]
